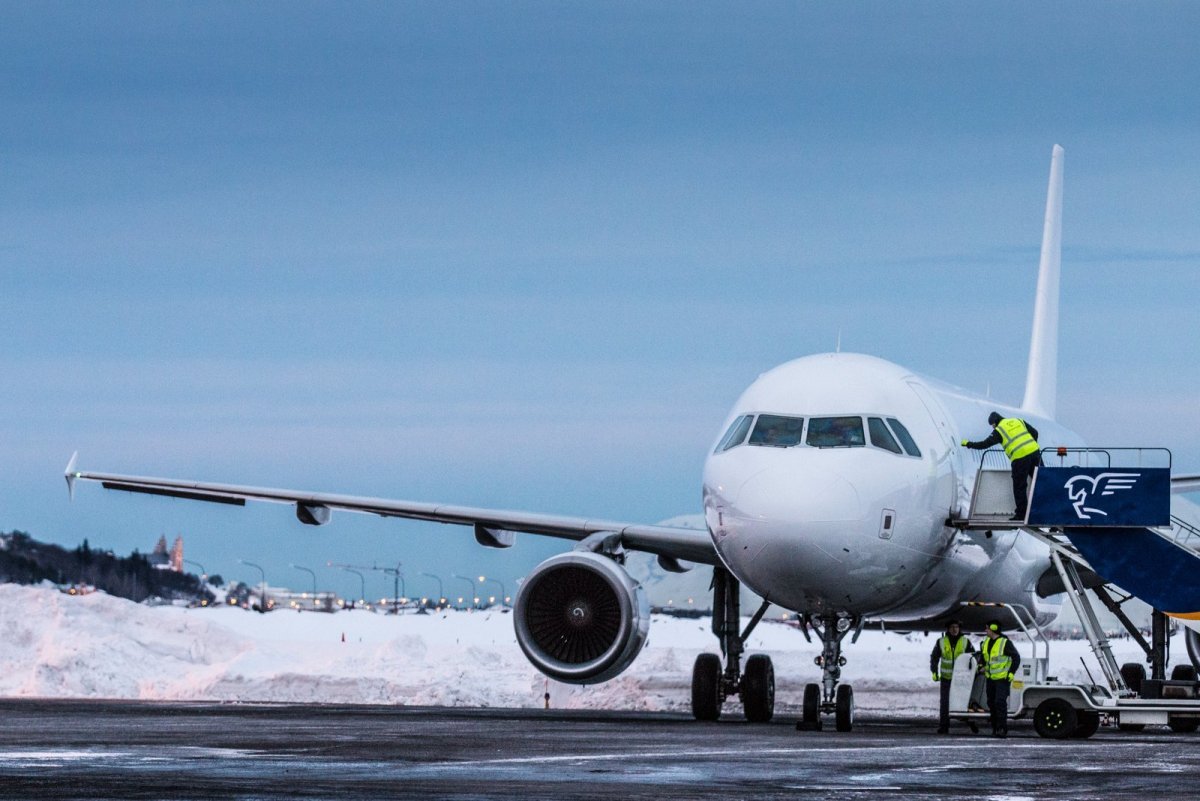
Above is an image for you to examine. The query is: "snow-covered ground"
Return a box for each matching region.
[0,584,1180,716]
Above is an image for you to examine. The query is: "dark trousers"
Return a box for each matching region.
[986,679,1010,733]
[1010,452,1040,517]
[938,679,952,729]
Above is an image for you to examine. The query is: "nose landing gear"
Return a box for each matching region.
[797,613,857,732]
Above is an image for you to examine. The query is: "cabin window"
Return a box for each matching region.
[747,414,804,447]
[806,416,865,448]
[716,414,755,452]
[887,418,922,457]
[868,417,903,454]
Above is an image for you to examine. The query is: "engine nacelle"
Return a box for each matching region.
[513,551,650,684]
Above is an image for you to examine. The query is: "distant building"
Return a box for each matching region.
[170,536,183,572]
[149,535,184,572]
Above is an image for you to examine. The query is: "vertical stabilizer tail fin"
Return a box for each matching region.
[1022,144,1064,420]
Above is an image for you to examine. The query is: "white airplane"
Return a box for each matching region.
[66,145,1200,730]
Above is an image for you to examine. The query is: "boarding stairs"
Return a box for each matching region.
[954,447,1200,696]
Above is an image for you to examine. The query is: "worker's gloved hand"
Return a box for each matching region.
[932,673,940,682]
[960,439,969,446]
[1007,673,1015,682]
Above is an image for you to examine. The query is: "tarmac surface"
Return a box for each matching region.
[0,699,1196,800]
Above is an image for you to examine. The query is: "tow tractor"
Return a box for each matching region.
[949,447,1200,738]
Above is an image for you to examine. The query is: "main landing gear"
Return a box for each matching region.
[691,567,775,723]
[796,613,857,732]
[689,568,856,731]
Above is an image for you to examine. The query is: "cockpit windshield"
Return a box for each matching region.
[748,414,804,447]
[886,417,922,457]
[867,417,902,454]
[716,414,754,452]
[716,412,921,456]
[806,416,866,448]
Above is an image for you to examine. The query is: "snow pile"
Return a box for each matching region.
[0,584,1177,715]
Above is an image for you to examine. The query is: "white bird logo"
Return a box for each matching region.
[1063,473,1140,520]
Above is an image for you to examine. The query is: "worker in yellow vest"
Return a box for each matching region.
[961,411,1043,521]
[980,621,1022,738]
[929,619,977,734]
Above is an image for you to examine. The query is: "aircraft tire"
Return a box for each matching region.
[1120,662,1146,695]
[802,683,821,727]
[1168,716,1200,733]
[1171,664,1197,682]
[741,654,775,723]
[834,684,854,732]
[1033,698,1077,739]
[1070,711,1100,739]
[691,653,722,721]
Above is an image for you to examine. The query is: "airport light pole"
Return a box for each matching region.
[290,564,317,596]
[331,562,405,612]
[339,567,366,608]
[421,572,445,609]
[479,576,507,608]
[237,559,268,613]
[452,574,477,610]
[183,559,207,579]
[378,562,404,613]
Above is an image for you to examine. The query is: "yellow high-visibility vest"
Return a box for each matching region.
[938,635,968,676]
[983,636,1013,680]
[996,418,1039,461]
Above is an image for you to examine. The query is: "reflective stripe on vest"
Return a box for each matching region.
[939,635,967,676]
[996,418,1039,461]
[983,636,1012,679]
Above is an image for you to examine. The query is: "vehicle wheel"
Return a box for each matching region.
[1120,662,1146,695]
[741,654,774,723]
[1033,698,1077,739]
[1168,716,1200,733]
[834,684,854,732]
[1171,664,1198,682]
[801,683,821,728]
[1071,711,1100,739]
[691,653,722,721]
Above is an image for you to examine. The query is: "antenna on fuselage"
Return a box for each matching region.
[1022,144,1063,421]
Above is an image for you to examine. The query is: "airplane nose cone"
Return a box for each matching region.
[735,467,862,523]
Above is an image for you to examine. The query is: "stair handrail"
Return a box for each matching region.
[1037,446,1172,470]
[1168,514,1200,556]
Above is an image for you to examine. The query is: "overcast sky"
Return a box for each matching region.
[3,2,1198,601]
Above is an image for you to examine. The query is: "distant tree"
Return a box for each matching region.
[0,530,213,605]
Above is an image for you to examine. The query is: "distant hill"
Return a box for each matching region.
[0,530,212,604]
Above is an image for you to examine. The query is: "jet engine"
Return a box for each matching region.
[512,550,650,684]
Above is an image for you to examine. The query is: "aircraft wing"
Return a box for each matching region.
[1174,474,1200,494]
[64,454,718,566]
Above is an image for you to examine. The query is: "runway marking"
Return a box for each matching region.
[0,750,130,761]
[437,740,1151,768]
[0,746,254,765]
[784,787,902,792]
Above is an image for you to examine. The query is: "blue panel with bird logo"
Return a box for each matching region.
[1027,467,1170,527]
